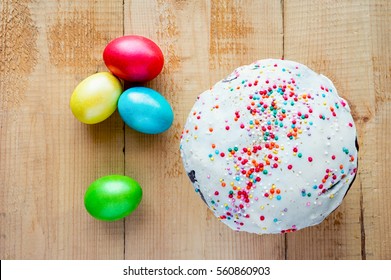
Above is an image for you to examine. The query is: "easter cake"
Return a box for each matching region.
[180,59,358,234]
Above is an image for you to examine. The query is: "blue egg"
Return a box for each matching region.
[118,87,174,134]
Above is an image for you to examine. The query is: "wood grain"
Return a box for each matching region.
[123,0,284,259]
[0,0,125,259]
[362,0,391,259]
[283,0,374,260]
[0,0,390,260]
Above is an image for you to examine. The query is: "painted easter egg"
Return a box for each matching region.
[118,87,174,134]
[103,35,164,82]
[84,175,142,221]
[70,72,123,124]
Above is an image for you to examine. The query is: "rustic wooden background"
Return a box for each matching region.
[0,0,390,260]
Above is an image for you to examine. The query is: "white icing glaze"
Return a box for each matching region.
[180,59,358,234]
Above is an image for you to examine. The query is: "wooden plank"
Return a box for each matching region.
[0,0,124,259]
[283,0,373,259]
[362,0,391,259]
[1,0,388,261]
[124,0,284,259]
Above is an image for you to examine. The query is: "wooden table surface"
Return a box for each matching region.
[1,0,390,260]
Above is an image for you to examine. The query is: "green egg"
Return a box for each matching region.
[84,175,142,221]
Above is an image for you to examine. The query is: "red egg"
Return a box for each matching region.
[103,35,164,82]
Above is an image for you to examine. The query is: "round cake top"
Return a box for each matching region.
[180,59,358,234]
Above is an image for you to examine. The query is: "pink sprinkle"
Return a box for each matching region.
[308,157,313,162]
[332,155,336,160]
[287,164,293,170]
[240,124,245,129]
[225,126,230,130]
[214,191,219,195]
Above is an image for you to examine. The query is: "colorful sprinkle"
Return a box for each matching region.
[180,59,358,234]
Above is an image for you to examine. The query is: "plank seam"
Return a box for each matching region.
[360,180,366,260]
[281,0,285,59]
[122,0,126,261]
[281,0,287,259]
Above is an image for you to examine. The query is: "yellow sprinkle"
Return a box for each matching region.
[273,150,278,154]
[219,178,223,182]
[249,194,253,198]
[280,146,285,150]
[260,205,265,210]
[230,182,234,186]
[272,184,276,189]
[329,194,334,199]
[298,129,302,134]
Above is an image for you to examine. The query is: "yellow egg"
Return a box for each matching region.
[70,72,123,124]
